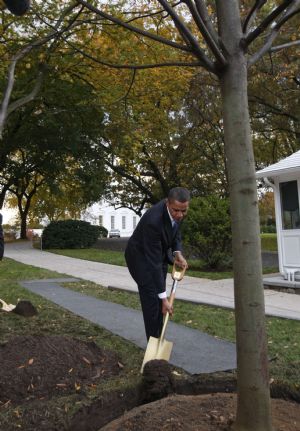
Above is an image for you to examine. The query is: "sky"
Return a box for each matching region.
[1,207,18,224]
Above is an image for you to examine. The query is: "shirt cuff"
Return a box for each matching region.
[158,291,167,299]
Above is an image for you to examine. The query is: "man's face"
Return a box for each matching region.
[167,199,189,223]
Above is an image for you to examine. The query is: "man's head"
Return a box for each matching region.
[0,0,30,16]
[166,187,190,223]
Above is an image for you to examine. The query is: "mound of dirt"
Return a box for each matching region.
[0,337,299,431]
[0,335,121,405]
[100,393,299,431]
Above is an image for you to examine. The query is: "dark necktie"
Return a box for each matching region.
[172,221,178,234]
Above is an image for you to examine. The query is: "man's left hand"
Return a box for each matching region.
[174,251,188,269]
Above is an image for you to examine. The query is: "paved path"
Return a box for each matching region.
[5,242,300,321]
[20,278,236,374]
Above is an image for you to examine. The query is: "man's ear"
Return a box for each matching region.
[1,0,30,16]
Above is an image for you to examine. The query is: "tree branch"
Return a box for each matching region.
[77,0,193,54]
[271,38,300,52]
[6,64,46,116]
[248,6,300,65]
[183,0,227,66]
[242,0,267,35]
[61,36,204,69]
[194,0,219,43]
[0,2,80,138]
[244,0,294,46]
[156,0,216,71]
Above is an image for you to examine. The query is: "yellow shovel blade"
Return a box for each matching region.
[141,336,173,373]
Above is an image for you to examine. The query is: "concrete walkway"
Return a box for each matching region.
[20,278,236,374]
[5,241,300,321]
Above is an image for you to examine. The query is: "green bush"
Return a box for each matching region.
[182,196,232,270]
[260,224,276,234]
[98,225,108,238]
[42,220,101,249]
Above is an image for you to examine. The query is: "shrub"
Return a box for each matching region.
[181,196,232,270]
[98,226,108,238]
[42,220,101,249]
[260,224,276,234]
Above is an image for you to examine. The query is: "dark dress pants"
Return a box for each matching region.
[138,264,168,340]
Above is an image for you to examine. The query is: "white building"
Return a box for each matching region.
[256,151,300,284]
[82,200,141,237]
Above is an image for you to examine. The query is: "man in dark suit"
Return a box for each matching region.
[125,187,190,340]
[0,213,4,261]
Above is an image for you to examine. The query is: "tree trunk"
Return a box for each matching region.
[17,194,31,240]
[216,1,273,430]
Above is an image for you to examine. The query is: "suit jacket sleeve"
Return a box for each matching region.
[141,222,168,294]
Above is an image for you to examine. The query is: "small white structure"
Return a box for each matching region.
[256,151,300,283]
[82,200,141,237]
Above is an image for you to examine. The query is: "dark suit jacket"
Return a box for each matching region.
[125,199,182,295]
[0,213,4,260]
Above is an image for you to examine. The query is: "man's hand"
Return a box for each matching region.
[174,251,188,269]
[161,298,173,316]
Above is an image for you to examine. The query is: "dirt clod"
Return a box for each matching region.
[13,300,38,317]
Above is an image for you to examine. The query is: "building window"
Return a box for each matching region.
[99,215,103,226]
[280,180,300,229]
[133,216,137,229]
[111,215,115,229]
[122,216,126,230]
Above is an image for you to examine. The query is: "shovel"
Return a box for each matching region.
[140,263,186,373]
[0,298,16,312]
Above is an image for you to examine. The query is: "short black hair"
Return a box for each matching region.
[168,187,190,203]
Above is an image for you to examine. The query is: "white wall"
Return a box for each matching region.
[82,201,141,237]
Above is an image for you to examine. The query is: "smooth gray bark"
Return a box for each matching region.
[217,1,273,430]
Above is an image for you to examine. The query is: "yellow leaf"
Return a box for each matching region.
[74,382,81,391]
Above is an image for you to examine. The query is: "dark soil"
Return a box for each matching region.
[0,335,121,405]
[0,336,299,431]
[100,393,300,431]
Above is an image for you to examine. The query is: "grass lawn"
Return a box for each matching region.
[1,255,298,428]
[0,258,143,430]
[62,279,300,390]
[261,233,278,252]
[49,248,278,278]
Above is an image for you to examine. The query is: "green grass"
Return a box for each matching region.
[49,248,235,279]
[49,248,127,266]
[261,233,278,252]
[0,256,299,429]
[49,248,278,278]
[0,258,143,430]
[63,279,300,388]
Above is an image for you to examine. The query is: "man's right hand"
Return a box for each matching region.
[162,298,173,316]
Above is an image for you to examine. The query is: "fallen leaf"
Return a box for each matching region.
[28,358,34,365]
[74,382,81,391]
[118,362,124,368]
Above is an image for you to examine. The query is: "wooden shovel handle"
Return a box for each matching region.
[172,263,186,281]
